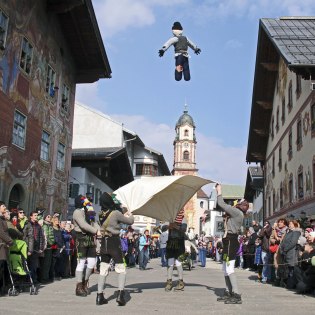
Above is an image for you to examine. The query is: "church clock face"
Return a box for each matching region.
[183,142,189,148]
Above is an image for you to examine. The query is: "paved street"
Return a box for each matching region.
[1,258,315,315]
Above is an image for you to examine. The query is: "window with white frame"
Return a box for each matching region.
[0,9,9,49]
[19,37,33,75]
[45,65,56,97]
[61,84,70,113]
[40,131,50,161]
[57,142,65,170]
[12,111,26,148]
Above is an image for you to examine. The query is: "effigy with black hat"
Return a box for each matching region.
[158,21,201,81]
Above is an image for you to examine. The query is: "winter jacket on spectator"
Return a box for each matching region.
[62,230,72,255]
[23,221,45,254]
[236,242,243,256]
[247,231,258,254]
[0,216,13,260]
[258,224,273,252]
[6,219,23,240]
[280,228,301,267]
[42,221,55,247]
[52,227,64,258]
[121,237,128,253]
[17,217,28,233]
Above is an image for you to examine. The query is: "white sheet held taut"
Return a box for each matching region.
[113,175,213,222]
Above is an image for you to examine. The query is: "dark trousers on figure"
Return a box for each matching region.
[41,248,53,281]
[0,260,7,295]
[175,55,190,81]
[28,253,39,284]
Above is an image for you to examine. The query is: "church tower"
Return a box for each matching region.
[172,105,198,176]
[172,105,198,230]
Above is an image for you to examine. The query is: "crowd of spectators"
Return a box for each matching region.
[1,199,315,297]
[0,201,163,296]
[206,218,315,295]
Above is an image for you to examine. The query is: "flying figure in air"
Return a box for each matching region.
[158,21,201,81]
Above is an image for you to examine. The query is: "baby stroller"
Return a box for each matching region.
[7,239,38,296]
[178,252,192,271]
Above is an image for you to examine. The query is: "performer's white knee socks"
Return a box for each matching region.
[167,266,173,279]
[76,270,83,283]
[118,272,126,290]
[177,264,183,280]
[85,267,93,281]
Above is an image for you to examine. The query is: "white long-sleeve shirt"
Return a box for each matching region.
[159,231,169,249]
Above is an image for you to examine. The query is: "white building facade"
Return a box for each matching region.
[69,102,170,227]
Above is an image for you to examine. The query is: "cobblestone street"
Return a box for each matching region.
[1,258,315,315]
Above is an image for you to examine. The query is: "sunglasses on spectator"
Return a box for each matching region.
[19,211,24,214]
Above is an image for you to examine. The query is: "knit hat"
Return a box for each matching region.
[305,227,313,233]
[174,208,185,224]
[172,21,183,30]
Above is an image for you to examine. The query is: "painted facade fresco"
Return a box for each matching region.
[0,0,75,214]
[265,56,315,219]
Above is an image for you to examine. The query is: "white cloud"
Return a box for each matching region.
[92,0,315,38]
[93,0,188,38]
[224,39,242,49]
[75,82,108,112]
[189,0,315,21]
[111,114,247,185]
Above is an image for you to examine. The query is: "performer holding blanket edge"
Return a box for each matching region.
[97,192,134,306]
[165,208,187,292]
[215,184,249,304]
[73,195,101,297]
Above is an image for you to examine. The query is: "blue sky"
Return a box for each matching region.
[76,0,315,186]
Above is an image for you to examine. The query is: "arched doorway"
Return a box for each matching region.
[8,184,25,210]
